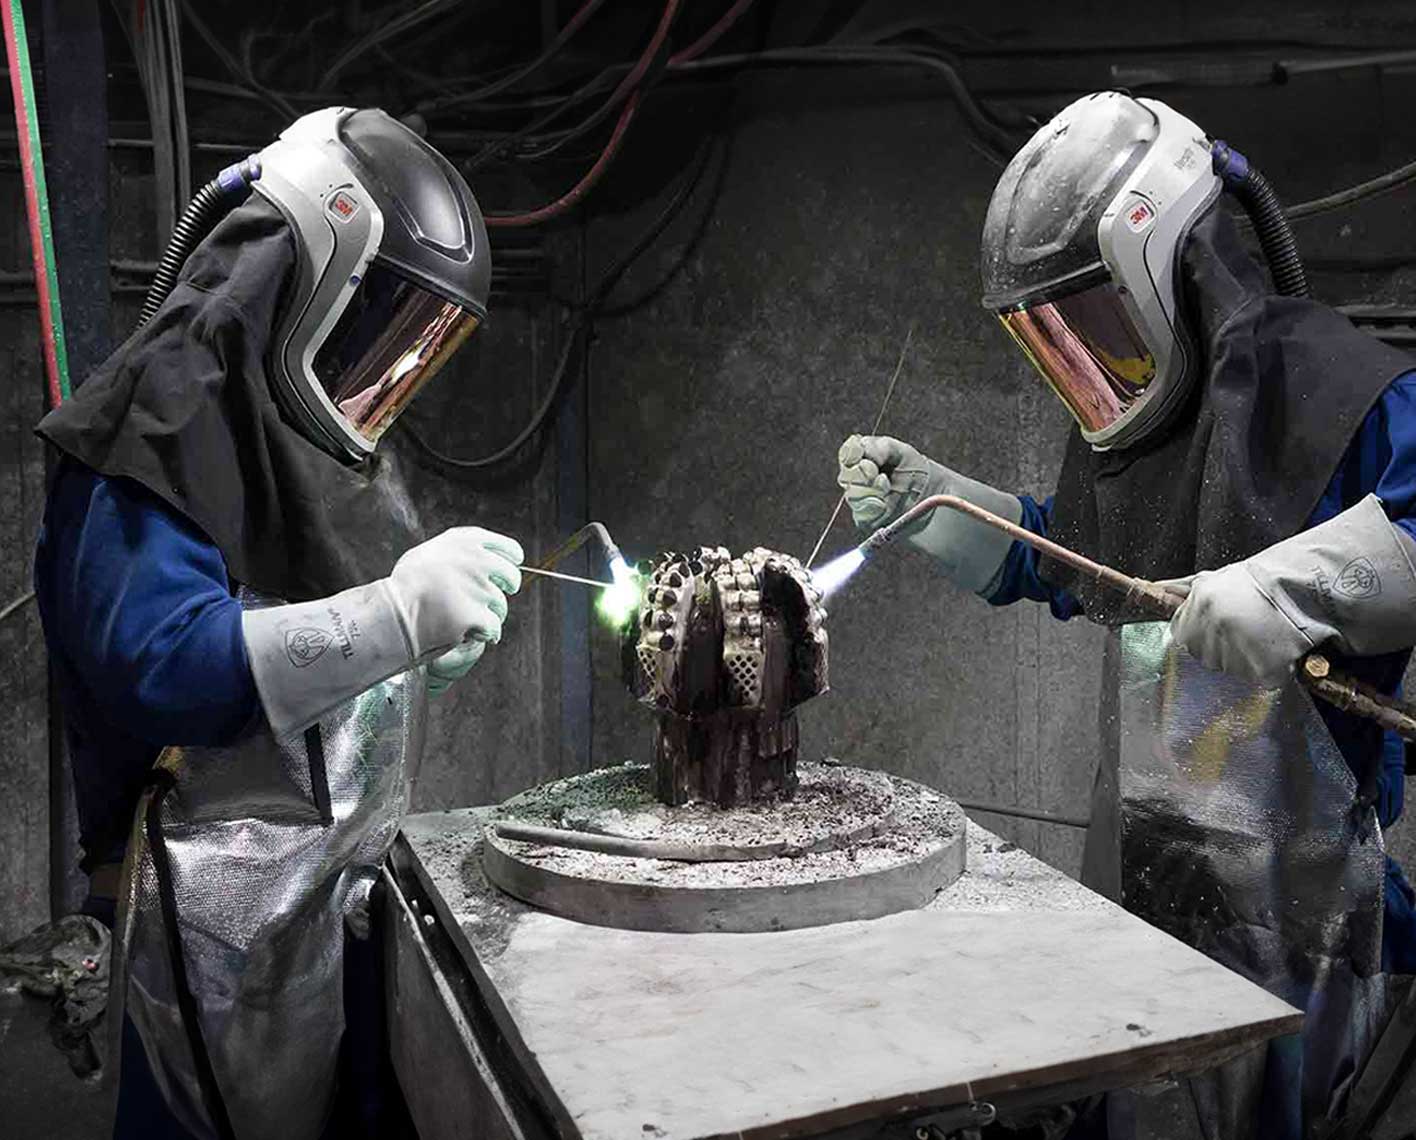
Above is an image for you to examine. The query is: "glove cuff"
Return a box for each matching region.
[909,461,1024,595]
[241,580,416,737]
[1250,494,1416,656]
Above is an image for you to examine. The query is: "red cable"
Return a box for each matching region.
[2,0,63,409]
[484,0,680,228]
[670,0,755,64]
[485,90,641,229]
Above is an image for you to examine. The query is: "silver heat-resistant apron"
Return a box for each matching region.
[110,600,427,1140]
[1108,623,1394,1138]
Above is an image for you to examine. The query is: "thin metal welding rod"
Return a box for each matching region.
[871,494,1416,743]
[805,322,916,569]
[536,521,619,572]
[496,820,776,863]
[955,799,1090,830]
[523,522,626,593]
[520,565,614,590]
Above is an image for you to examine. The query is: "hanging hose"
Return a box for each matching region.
[137,156,262,327]
[3,0,69,406]
[1212,140,1310,298]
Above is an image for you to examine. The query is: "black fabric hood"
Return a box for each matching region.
[1043,205,1414,621]
[35,196,426,603]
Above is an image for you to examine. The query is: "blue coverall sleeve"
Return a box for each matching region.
[36,466,260,747]
[984,494,1084,620]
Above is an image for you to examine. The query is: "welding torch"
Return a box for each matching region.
[853,494,1416,743]
[518,521,633,590]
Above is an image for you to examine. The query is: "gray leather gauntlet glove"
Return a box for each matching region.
[1169,494,1416,687]
[837,434,1022,595]
[242,527,523,736]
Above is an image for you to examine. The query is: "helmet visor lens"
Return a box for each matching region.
[312,262,480,445]
[997,281,1157,434]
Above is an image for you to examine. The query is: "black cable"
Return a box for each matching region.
[1213,141,1309,298]
[597,132,734,318]
[1286,156,1416,221]
[669,46,1014,158]
[398,315,589,472]
[317,0,458,91]
[138,159,260,326]
[178,0,298,121]
[144,772,237,1140]
[411,0,610,113]
[463,62,620,173]
[398,135,722,471]
[441,41,1015,166]
[523,30,676,163]
[584,133,718,305]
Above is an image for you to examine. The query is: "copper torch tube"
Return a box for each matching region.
[860,494,1416,743]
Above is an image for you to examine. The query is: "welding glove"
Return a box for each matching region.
[837,434,1022,595]
[1168,495,1416,688]
[242,527,524,735]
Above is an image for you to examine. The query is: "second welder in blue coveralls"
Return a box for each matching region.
[837,92,1416,1139]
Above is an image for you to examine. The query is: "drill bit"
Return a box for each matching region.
[806,322,915,569]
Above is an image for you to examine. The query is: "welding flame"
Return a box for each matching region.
[595,554,643,627]
[811,548,866,597]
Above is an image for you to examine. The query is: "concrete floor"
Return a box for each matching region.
[0,986,111,1140]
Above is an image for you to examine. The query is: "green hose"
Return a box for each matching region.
[2,0,70,405]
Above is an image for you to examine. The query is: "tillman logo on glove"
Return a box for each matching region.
[1335,557,1382,600]
[285,627,333,667]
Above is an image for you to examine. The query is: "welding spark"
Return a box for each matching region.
[811,548,866,598]
[596,554,643,627]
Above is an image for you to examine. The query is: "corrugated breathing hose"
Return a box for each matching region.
[1212,139,1310,298]
[137,156,262,327]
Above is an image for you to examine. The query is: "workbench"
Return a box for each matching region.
[384,807,1302,1140]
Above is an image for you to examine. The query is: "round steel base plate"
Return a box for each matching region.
[482,761,966,933]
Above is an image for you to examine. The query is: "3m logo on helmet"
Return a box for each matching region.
[327,191,360,223]
[1125,198,1156,233]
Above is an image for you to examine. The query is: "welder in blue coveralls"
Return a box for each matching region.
[837,93,1416,1139]
[33,108,520,1140]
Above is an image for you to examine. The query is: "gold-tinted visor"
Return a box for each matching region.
[312,262,481,445]
[997,280,1156,434]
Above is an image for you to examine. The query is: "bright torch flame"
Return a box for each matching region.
[811,547,866,597]
[596,554,643,627]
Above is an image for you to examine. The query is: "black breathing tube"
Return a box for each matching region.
[137,155,263,327]
[1211,140,1310,299]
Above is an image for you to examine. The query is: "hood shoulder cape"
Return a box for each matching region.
[36,196,425,603]
[1043,207,1414,621]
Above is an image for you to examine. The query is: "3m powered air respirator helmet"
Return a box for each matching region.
[137,107,490,461]
[980,92,1308,451]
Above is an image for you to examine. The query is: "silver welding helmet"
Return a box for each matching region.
[981,93,1222,451]
[253,107,491,460]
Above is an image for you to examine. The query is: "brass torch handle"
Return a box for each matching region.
[1298,654,1416,743]
[1131,576,1416,741]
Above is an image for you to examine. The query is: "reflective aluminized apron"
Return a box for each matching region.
[110,596,427,1140]
[1100,624,1394,1139]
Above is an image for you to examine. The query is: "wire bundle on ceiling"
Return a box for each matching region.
[97,0,1416,480]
